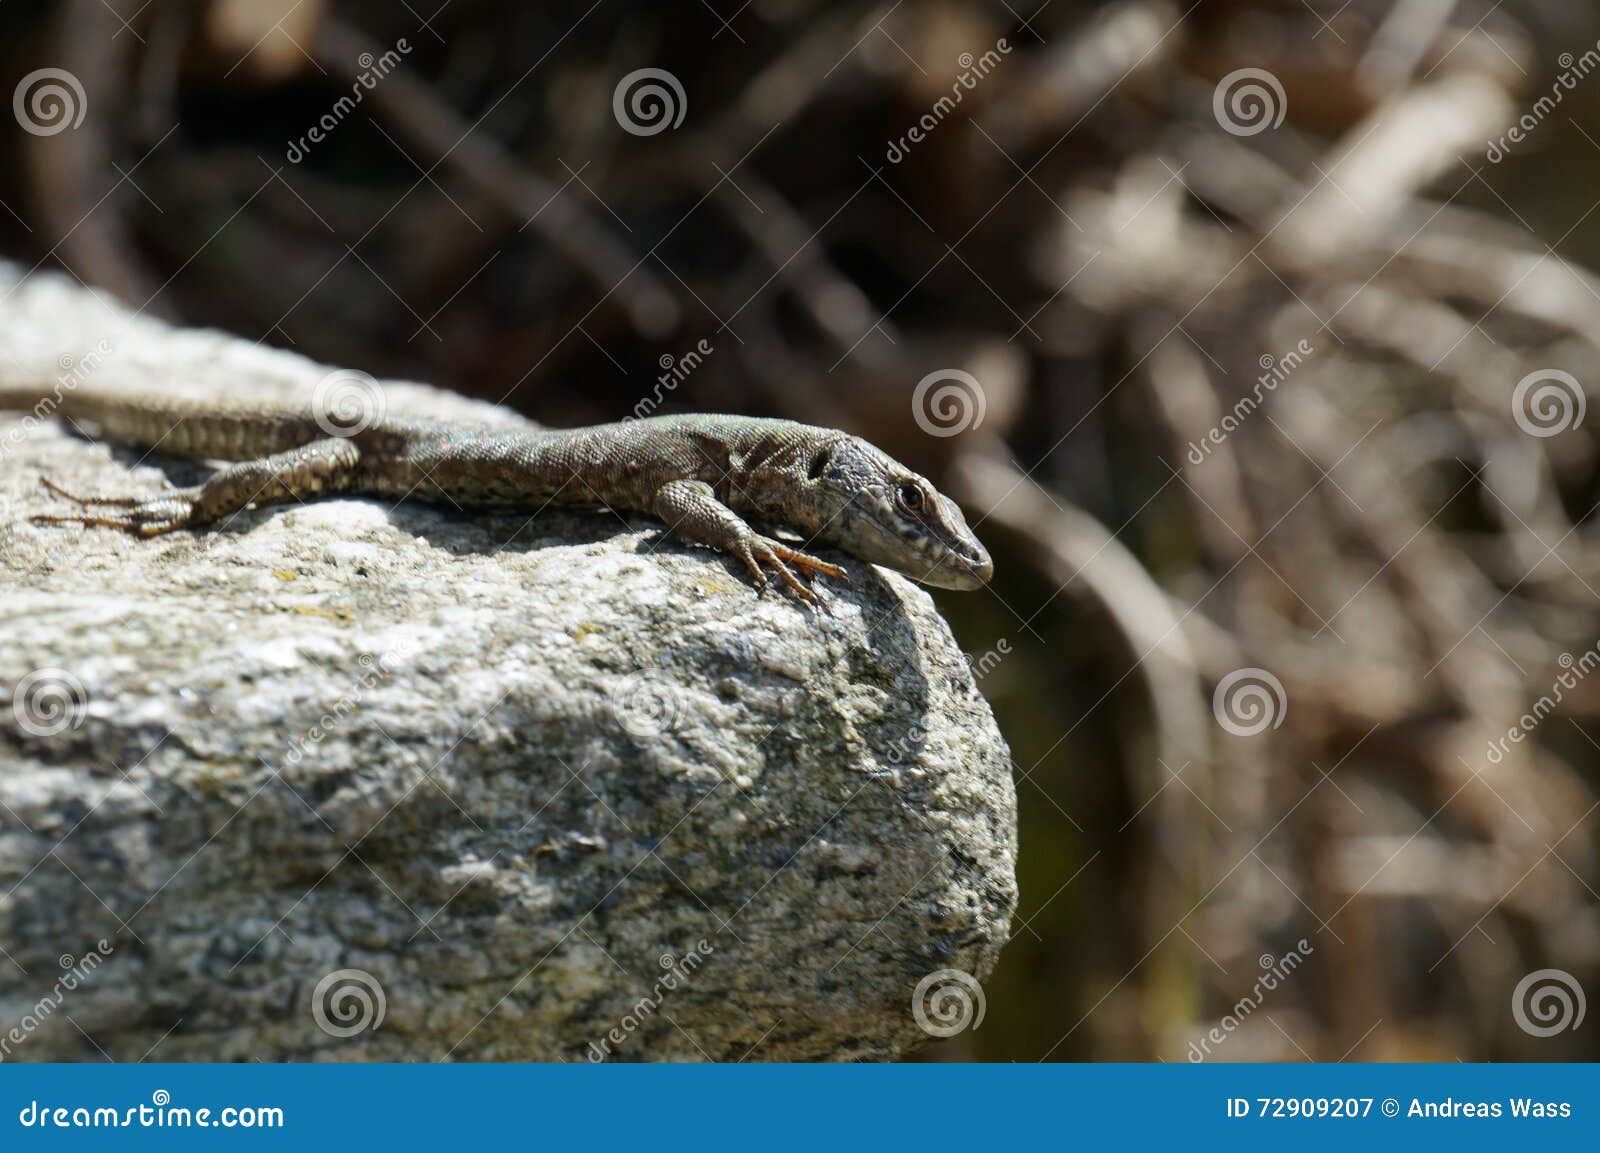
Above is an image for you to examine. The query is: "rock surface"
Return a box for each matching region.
[0,271,1017,1061]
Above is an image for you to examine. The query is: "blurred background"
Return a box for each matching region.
[3,0,1599,1060]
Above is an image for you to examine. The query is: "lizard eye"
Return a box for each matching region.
[896,483,925,513]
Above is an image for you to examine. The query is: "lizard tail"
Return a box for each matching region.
[0,386,57,413]
[0,385,329,460]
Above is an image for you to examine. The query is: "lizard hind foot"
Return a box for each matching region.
[31,513,177,536]
[31,490,197,536]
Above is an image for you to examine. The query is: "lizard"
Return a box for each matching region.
[0,386,993,601]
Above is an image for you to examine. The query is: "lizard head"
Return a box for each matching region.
[800,436,992,590]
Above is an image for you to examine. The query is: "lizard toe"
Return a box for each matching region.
[31,495,195,536]
[748,539,820,603]
[767,541,848,583]
[39,475,149,507]
[730,539,769,589]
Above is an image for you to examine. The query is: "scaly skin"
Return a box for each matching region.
[1,387,992,600]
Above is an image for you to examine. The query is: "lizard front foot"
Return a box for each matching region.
[730,534,848,603]
[651,479,848,604]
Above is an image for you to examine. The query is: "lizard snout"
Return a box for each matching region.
[914,541,992,590]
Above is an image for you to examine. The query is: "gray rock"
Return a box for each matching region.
[0,272,1016,1061]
